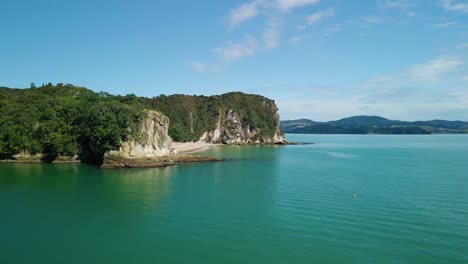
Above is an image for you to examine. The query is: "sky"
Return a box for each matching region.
[1,0,468,121]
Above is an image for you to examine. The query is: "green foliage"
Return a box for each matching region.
[145,92,279,142]
[0,84,281,163]
[0,84,144,163]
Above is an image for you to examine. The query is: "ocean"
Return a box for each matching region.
[1,134,467,263]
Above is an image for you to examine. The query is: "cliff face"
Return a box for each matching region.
[198,102,286,144]
[0,84,288,166]
[104,110,174,161]
[148,92,287,144]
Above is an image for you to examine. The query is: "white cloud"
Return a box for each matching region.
[380,0,414,11]
[307,9,335,25]
[381,0,412,9]
[276,0,320,11]
[361,16,383,24]
[280,55,468,121]
[379,0,416,17]
[407,56,464,82]
[264,27,280,49]
[323,24,343,37]
[289,36,302,44]
[214,36,258,61]
[457,43,468,48]
[296,24,307,31]
[264,17,282,49]
[432,21,458,28]
[228,0,264,28]
[361,75,396,90]
[189,61,224,73]
[190,61,208,72]
[220,0,334,63]
[278,96,366,121]
[440,0,468,13]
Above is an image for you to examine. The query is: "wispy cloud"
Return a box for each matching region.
[214,36,258,61]
[458,43,468,49]
[323,24,343,37]
[360,16,383,24]
[379,0,416,16]
[264,17,283,49]
[407,56,464,82]
[440,0,468,13]
[307,9,335,25]
[432,21,458,28]
[278,54,468,120]
[276,0,320,12]
[189,61,224,73]
[228,0,264,28]
[193,0,335,72]
[381,0,412,9]
[289,36,302,44]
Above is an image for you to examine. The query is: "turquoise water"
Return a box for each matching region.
[1,135,467,263]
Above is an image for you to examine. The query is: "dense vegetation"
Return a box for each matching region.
[281,116,468,134]
[0,84,145,162]
[0,84,280,162]
[146,92,279,142]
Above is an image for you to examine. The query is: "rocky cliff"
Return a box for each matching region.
[0,85,287,166]
[101,110,224,168]
[198,106,286,144]
[104,110,174,162]
[148,92,287,144]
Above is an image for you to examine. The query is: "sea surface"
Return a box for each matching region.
[1,135,467,264]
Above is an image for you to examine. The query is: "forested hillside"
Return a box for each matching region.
[281,116,468,134]
[0,84,283,162]
[146,92,280,142]
[0,83,145,162]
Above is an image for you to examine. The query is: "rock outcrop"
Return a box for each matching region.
[101,110,223,168]
[198,100,287,145]
[104,110,174,162]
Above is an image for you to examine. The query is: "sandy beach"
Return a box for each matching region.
[172,142,219,154]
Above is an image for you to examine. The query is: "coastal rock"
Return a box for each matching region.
[198,101,287,145]
[12,151,43,161]
[101,154,223,169]
[104,110,174,161]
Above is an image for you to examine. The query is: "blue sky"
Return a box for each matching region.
[1,0,468,121]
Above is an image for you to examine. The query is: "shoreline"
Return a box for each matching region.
[0,142,299,167]
[101,154,223,169]
[0,159,81,164]
[172,142,221,154]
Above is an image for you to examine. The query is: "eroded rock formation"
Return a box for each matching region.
[198,102,286,145]
[104,110,174,161]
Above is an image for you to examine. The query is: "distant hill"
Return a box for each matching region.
[329,116,398,127]
[281,115,468,134]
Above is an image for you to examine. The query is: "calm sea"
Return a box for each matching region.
[1,135,467,263]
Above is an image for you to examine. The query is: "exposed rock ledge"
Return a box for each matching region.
[198,106,287,145]
[105,110,174,159]
[102,110,223,168]
[101,154,222,169]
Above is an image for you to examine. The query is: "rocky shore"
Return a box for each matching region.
[101,154,223,169]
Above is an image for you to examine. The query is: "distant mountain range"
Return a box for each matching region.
[281,116,468,134]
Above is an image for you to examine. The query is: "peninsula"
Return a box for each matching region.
[0,83,286,168]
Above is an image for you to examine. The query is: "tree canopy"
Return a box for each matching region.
[0,84,281,162]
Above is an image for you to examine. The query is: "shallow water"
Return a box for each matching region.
[1,135,467,263]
